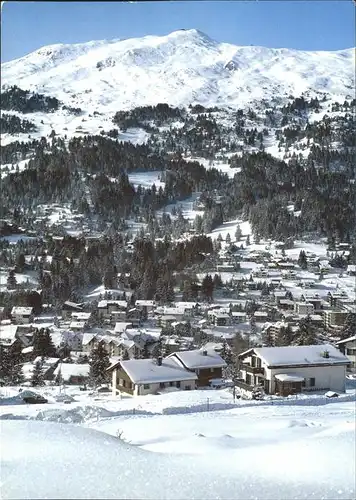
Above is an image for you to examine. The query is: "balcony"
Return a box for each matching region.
[241,363,264,375]
[234,379,254,392]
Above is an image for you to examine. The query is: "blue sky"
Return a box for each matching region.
[2,1,355,62]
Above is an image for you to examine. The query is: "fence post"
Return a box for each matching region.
[207,398,210,411]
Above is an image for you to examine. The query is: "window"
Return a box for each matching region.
[302,380,306,387]
[185,385,191,390]
[159,382,165,389]
[176,381,181,388]
[309,378,315,387]
[143,384,150,390]
[169,382,174,387]
[210,368,214,373]
[347,348,356,356]
[122,379,126,387]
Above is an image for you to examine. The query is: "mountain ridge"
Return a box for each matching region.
[1,29,354,113]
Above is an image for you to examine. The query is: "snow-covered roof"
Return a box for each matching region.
[114,322,132,333]
[175,302,198,309]
[135,300,155,307]
[53,363,90,381]
[336,335,356,345]
[22,346,34,354]
[11,307,33,315]
[240,344,350,367]
[0,324,19,341]
[115,358,197,385]
[82,333,96,345]
[171,349,227,370]
[71,312,91,320]
[69,321,86,329]
[275,373,305,382]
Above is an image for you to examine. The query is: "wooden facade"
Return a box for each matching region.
[113,366,135,395]
[196,367,223,387]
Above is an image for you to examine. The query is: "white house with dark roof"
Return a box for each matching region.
[237,344,350,396]
[107,357,198,396]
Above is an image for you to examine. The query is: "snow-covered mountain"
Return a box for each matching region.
[2,29,354,112]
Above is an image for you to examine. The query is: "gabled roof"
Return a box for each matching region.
[170,349,227,370]
[239,344,350,367]
[109,358,197,385]
[336,335,356,345]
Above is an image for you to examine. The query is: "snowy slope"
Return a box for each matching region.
[2,29,354,113]
[1,397,355,499]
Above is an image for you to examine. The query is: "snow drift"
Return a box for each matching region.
[1,418,355,499]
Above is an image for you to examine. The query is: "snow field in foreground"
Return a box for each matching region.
[1,385,355,499]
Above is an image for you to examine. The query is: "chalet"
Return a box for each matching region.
[69,321,86,332]
[278,299,295,310]
[110,310,127,323]
[71,312,91,323]
[107,357,198,396]
[253,311,269,323]
[231,311,247,324]
[336,336,356,370]
[273,291,287,305]
[11,306,34,325]
[0,324,25,349]
[237,344,350,396]
[174,302,200,317]
[346,265,356,276]
[62,301,83,320]
[53,363,90,385]
[158,314,182,328]
[168,349,227,387]
[207,310,231,326]
[135,300,155,314]
[82,333,98,353]
[98,300,127,320]
[126,307,142,327]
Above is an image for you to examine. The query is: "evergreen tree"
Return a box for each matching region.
[298,250,308,270]
[225,233,231,245]
[275,325,294,346]
[7,270,17,289]
[31,360,45,387]
[235,226,242,242]
[0,344,24,385]
[33,328,56,358]
[340,313,356,340]
[296,316,317,345]
[89,343,110,387]
[76,354,89,364]
[220,340,233,364]
[151,341,162,360]
[246,235,250,246]
[16,253,26,273]
[201,274,214,302]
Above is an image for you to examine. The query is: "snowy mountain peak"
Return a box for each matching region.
[1,30,354,112]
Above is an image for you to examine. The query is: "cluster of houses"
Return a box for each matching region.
[1,237,355,397]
